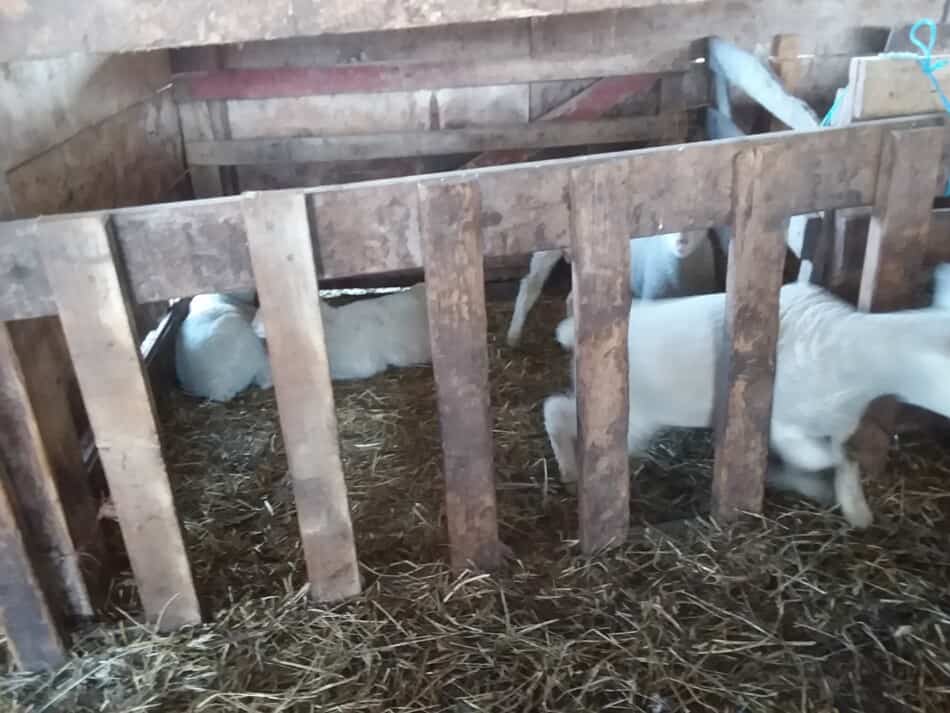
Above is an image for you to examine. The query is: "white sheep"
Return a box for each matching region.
[175,290,272,402]
[507,231,717,347]
[545,279,950,529]
[252,283,431,380]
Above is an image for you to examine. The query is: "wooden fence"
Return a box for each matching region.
[1,112,948,671]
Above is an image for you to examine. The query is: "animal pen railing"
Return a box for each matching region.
[1,113,949,669]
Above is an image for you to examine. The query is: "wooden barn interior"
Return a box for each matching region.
[4,1,950,710]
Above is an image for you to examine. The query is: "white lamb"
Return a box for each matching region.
[507,231,717,347]
[175,290,272,402]
[252,283,431,380]
[545,276,950,529]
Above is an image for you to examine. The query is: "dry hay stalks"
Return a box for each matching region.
[3,298,950,713]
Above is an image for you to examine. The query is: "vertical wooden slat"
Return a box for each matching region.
[567,163,631,553]
[0,459,67,671]
[417,178,500,570]
[0,324,98,623]
[852,127,944,482]
[859,127,943,312]
[712,147,787,521]
[37,215,201,630]
[242,191,361,600]
[766,34,802,132]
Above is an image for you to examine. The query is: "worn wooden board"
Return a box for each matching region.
[418,179,500,570]
[242,191,362,601]
[568,162,631,553]
[0,321,103,624]
[859,127,943,311]
[0,51,171,170]
[0,459,66,671]
[851,54,950,121]
[1,0,704,62]
[3,115,950,322]
[712,147,787,521]
[187,117,679,165]
[37,215,201,630]
[7,91,184,217]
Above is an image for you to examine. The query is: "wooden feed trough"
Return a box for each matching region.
[2,0,950,676]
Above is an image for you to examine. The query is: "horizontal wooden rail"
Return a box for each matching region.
[1,115,949,323]
[185,116,684,165]
[173,57,694,101]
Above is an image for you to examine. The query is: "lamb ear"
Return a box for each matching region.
[251,309,267,340]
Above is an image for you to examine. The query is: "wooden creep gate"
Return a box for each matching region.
[0,114,947,670]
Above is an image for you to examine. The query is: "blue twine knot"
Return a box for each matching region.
[908,18,950,115]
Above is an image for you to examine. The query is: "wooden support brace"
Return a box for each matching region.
[568,162,631,553]
[712,147,787,521]
[0,459,67,671]
[852,127,944,481]
[37,215,201,630]
[242,191,362,601]
[417,179,500,570]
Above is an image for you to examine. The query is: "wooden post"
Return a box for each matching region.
[712,147,787,521]
[0,323,100,623]
[766,34,803,132]
[37,214,201,630]
[417,178,500,570]
[852,127,944,481]
[242,191,362,601]
[0,459,67,671]
[567,162,631,553]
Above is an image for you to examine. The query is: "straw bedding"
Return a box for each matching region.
[3,295,950,712]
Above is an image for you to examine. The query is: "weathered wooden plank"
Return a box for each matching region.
[0,322,101,624]
[851,54,950,121]
[0,459,67,671]
[568,162,631,553]
[464,74,661,169]
[2,115,950,323]
[417,179,500,570]
[767,34,804,132]
[7,90,185,217]
[37,214,201,630]
[186,117,677,165]
[1,0,702,63]
[859,127,943,312]
[242,191,361,601]
[711,147,787,521]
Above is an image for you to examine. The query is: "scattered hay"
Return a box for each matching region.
[3,296,950,712]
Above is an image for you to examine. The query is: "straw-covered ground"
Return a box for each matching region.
[3,295,950,713]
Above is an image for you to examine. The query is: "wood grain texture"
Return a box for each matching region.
[186,117,674,165]
[242,191,361,601]
[37,215,201,630]
[568,162,632,553]
[3,114,950,323]
[0,459,66,671]
[851,54,950,120]
[1,0,702,62]
[859,127,943,312]
[418,179,500,570]
[0,322,101,623]
[711,147,787,522]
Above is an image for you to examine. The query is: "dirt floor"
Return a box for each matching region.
[3,295,950,712]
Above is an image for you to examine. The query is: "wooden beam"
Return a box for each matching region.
[418,178,500,570]
[850,54,950,121]
[859,127,943,311]
[0,323,101,624]
[186,117,682,166]
[2,0,702,63]
[712,147,787,521]
[2,115,950,323]
[0,459,67,671]
[568,162,632,553]
[242,191,362,601]
[37,215,202,630]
